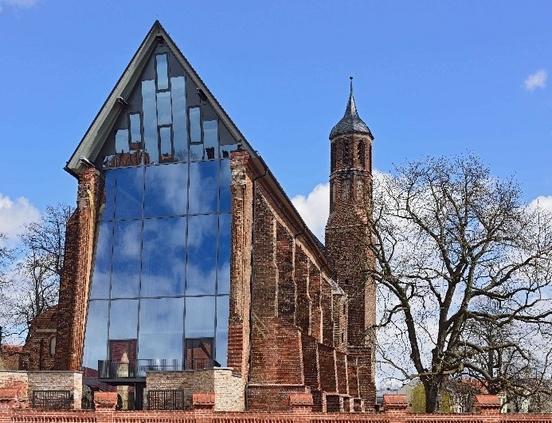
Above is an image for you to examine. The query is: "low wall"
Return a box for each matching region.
[146,368,245,411]
[0,371,82,409]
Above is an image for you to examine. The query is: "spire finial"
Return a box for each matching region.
[329,77,373,139]
[349,76,353,96]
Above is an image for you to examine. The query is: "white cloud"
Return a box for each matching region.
[0,0,38,12]
[0,193,40,244]
[291,183,329,242]
[528,195,552,212]
[524,69,547,91]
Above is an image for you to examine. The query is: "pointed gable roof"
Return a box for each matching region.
[65,20,254,175]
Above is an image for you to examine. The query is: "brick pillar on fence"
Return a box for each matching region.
[474,394,502,415]
[383,394,409,423]
[94,391,117,423]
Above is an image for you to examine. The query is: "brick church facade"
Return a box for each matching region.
[18,21,377,412]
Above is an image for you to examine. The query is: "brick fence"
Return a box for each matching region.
[0,394,549,423]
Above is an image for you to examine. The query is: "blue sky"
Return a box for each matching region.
[1,0,551,240]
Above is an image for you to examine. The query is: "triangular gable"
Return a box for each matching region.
[65,21,254,174]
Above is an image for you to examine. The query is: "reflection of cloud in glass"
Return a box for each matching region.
[189,161,218,214]
[186,215,217,295]
[139,298,184,360]
[142,217,186,296]
[186,297,215,338]
[111,220,141,298]
[82,301,108,369]
[144,163,187,217]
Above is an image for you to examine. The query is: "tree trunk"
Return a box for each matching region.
[424,380,441,413]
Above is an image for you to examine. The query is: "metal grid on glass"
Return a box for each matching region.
[83,158,231,375]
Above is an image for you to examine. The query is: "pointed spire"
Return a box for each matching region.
[330,77,373,139]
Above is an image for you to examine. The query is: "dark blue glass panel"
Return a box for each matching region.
[186,215,217,295]
[102,172,116,221]
[138,298,184,362]
[185,296,215,339]
[144,163,188,217]
[217,214,231,295]
[215,296,229,366]
[109,299,138,339]
[115,129,129,153]
[90,221,113,299]
[111,220,141,298]
[220,160,231,213]
[82,300,108,373]
[189,161,218,214]
[114,167,144,220]
[141,217,186,297]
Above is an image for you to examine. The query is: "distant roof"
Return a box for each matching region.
[330,78,373,139]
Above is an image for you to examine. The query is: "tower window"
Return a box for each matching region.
[331,143,336,171]
[358,141,365,169]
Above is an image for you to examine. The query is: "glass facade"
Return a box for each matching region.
[83,46,237,378]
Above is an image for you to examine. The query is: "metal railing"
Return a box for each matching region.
[147,390,187,410]
[98,359,217,379]
[31,390,73,410]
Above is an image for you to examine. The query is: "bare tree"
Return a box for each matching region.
[0,204,73,340]
[371,156,552,412]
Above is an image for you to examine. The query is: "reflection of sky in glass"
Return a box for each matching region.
[139,298,184,360]
[86,158,232,370]
[186,297,215,338]
[187,215,217,295]
[220,160,231,213]
[142,217,186,296]
[171,77,188,161]
[144,163,187,217]
[83,300,108,370]
[111,220,141,298]
[189,161,217,214]
[115,129,129,153]
[189,107,201,143]
[142,80,158,162]
[157,92,172,126]
[216,297,229,366]
[129,114,141,144]
[155,54,169,90]
[218,214,231,295]
[114,168,143,220]
[90,221,112,299]
[109,300,138,339]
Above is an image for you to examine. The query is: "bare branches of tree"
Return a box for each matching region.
[370,156,552,412]
[0,204,73,341]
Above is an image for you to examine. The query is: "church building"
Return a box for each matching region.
[20,21,377,413]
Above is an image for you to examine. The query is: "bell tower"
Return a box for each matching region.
[325,78,376,404]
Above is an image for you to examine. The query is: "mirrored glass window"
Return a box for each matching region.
[171,77,188,161]
[156,54,169,90]
[218,214,231,295]
[111,220,141,298]
[82,300,108,372]
[220,160,231,213]
[90,221,113,299]
[203,120,218,160]
[185,296,215,339]
[157,92,172,126]
[114,167,143,220]
[189,107,201,143]
[101,172,117,221]
[186,215,217,295]
[142,217,186,297]
[189,161,218,214]
[215,296,229,366]
[129,114,141,144]
[138,298,184,361]
[115,129,129,153]
[144,163,187,217]
[190,144,203,161]
[109,300,138,339]
[160,126,172,158]
[142,80,159,163]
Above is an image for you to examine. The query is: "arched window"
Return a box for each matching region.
[342,143,351,168]
[331,143,336,172]
[358,141,365,168]
[49,336,56,357]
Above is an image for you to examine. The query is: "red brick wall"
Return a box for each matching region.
[54,166,103,371]
[22,307,58,370]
